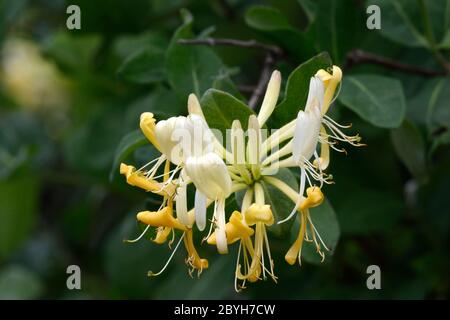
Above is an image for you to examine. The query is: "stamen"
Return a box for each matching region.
[277,167,305,224]
[137,156,161,172]
[123,224,151,243]
[148,232,185,277]
[307,212,330,251]
[323,114,351,129]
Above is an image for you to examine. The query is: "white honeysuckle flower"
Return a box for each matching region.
[185,152,232,254]
[175,170,192,227]
[188,93,233,161]
[257,70,281,127]
[120,63,363,289]
[155,115,189,165]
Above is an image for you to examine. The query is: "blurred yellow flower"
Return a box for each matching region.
[1,38,70,111]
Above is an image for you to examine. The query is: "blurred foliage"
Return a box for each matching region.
[0,0,449,299]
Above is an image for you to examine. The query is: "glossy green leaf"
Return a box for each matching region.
[270,52,333,127]
[201,88,255,137]
[391,120,428,182]
[369,0,427,47]
[44,32,102,71]
[124,86,185,129]
[336,189,404,235]
[261,168,299,237]
[104,214,171,299]
[338,74,406,128]
[312,0,365,63]
[369,0,450,49]
[166,10,226,99]
[245,5,314,60]
[424,78,450,135]
[153,254,236,299]
[109,130,147,181]
[117,47,166,84]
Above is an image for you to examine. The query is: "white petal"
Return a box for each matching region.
[305,76,325,113]
[292,109,322,164]
[194,189,207,231]
[257,70,281,126]
[185,153,231,200]
[214,199,228,254]
[175,183,189,226]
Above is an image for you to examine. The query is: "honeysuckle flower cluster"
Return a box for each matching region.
[120,65,363,291]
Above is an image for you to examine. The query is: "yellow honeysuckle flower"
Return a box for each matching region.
[207,211,254,245]
[184,229,209,275]
[140,112,161,152]
[285,187,325,266]
[153,226,172,244]
[136,206,187,231]
[120,163,175,197]
[245,204,275,226]
[236,183,277,285]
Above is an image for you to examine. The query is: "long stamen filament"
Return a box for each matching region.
[148,232,185,277]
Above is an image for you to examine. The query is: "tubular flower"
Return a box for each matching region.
[118,64,363,290]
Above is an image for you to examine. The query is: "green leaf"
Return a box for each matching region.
[44,32,102,71]
[109,130,147,181]
[166,10,226,99]
[245,5,291,30]
[261,168,299,237]
[153,254,236,299]
[270,52,333,127]
[117,47,166,84]
[369,0,450,49]
[297,0,317,23]
[104,214,171,299]
[369,0,428,47]
[424,78,450,135]
[124,86,185,129]
[408,77,450,139]
[0,112,54,179]
[201,89,256,137]
[338,74,406,128]
[0,265,43,299]
[292,198,340,264]
[312,0,365,63]
[336,189,404,235]
[391,120,428,182]
[113,32,168,59]
[244,5,314,60]
[0,174,38,259]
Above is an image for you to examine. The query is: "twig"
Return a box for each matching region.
[248,53,275,109]
[177,38,283,57]
[177,37,283,109]
[345,49,447,77]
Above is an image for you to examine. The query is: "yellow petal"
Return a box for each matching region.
[299,187,324,211]
[140,112,161,151]
[245,204,274,226]
[136,206,187,231]
[120,163,175,197]
[184,229,209,270]
[285,212,307,265]
[153,227,172,244]
[207,211,254,245]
